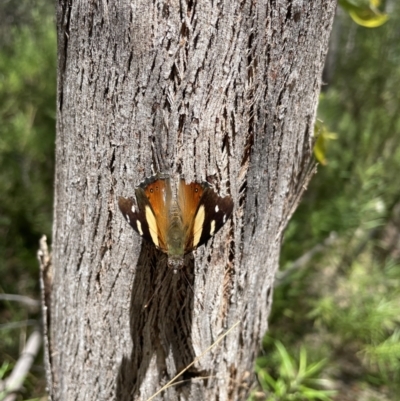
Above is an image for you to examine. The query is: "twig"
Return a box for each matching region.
[1,329,42,401]
[147,320,241,401]
[37,234,53,398]
[0,320,38,331]
[0,294,40,309]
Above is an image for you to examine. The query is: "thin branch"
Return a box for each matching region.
[147,321,241,401]
[1,329,42,401]
[37,234,53,398]
[0,320,38,331]
[0,294,40,309]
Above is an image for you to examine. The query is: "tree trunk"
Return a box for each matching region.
[47,1,336,400]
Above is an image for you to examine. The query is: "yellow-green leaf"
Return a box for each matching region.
[313,122,337,166]
[349,8,388,27]
[339,0,388,28]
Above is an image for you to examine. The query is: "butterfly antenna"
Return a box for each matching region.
[144,270,171,309]
[181,270,204,310]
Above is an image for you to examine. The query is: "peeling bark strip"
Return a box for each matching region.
[51,1,336,400]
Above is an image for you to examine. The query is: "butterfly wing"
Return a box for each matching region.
[118,196,153,243]
[120,175,233,256]
[178,180,205,252]
[139,177,171,251]
[178,180,234,253]
[192,186,234,249]
[118,176,171,253]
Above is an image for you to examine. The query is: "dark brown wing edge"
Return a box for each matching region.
[118,195,154,245]
[187,188,234,251]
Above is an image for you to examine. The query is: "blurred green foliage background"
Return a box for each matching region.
[0,0,55,293]
[1,1,400,400]
[0,0,55,398]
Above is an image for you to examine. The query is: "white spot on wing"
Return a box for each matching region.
[125,214,130,223]
[136,220,143,236]
[131,205,135,213]
[145,206,159,247]
[210,220,216,236]
[193,205,205,247]
[223,214,226,223]
[215,205,219,213]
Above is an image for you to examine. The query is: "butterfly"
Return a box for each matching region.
[118,173,234,270]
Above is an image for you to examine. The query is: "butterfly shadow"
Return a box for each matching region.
[116,243,204,400]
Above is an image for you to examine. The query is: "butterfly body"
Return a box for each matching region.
[118,174,233,270]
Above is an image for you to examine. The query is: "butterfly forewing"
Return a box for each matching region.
[119,174,234,260]
[179,180,234,252]
[177,180,208,252]
[140,178,171,252]
[118,196,154,245]
[192,187,234,249]
[178,180,204,228]
[118,176,173,253]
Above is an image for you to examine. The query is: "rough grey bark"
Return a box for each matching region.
[48,1,336,400]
